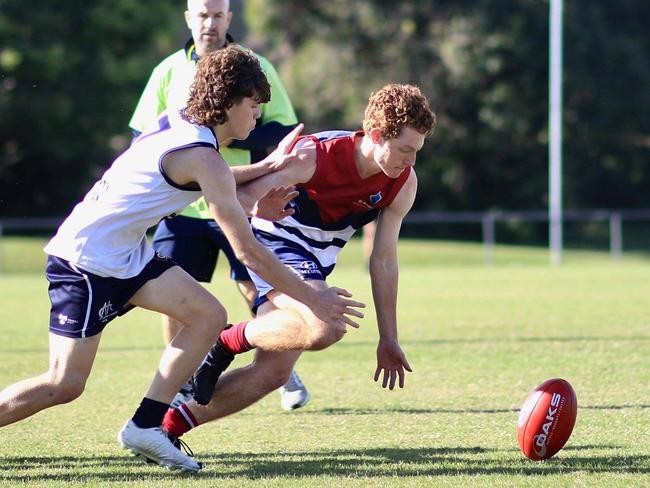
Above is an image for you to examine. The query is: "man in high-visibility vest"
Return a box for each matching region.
[130,0,309,411]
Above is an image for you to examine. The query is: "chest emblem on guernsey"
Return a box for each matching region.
[353,191,383,211]
[369,191,383,206]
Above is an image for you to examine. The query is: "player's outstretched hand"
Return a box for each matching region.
[374,339,412,390]
[311,286,365,329]
[253,186,299,221]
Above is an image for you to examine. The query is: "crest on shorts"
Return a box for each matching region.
[58,313,78,326]
[98,301,117,323]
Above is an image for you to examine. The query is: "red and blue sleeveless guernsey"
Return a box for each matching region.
[250,130,411,276]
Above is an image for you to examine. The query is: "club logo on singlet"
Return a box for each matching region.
[369,191,383,206]
[353,191,383,211]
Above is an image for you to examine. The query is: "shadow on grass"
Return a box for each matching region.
[311,403,650,416]
[2,334,649,354]
[0,345,164,354]
[379,335,650,346]
[1,445,648,482]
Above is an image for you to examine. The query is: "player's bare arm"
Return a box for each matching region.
[162,145,365,327]
[229,124,305,185]
[236,140,317,212]
[370,169,418,389]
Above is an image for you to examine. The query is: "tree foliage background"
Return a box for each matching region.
[244,0,650,212]
[1,0,649,219]
[0,0,180,216]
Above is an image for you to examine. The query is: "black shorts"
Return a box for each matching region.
[46,253,176,338]
[152,215,251,283]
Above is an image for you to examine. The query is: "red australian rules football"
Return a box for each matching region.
[516,378,578,460]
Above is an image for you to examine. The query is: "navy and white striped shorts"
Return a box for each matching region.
[249,237,332,313]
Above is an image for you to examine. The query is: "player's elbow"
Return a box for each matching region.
[235,189,255,215]
[368,254,389,274]
[232,240,265,273]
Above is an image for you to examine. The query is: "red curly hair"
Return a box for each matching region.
[182,45,271,127]
[362,84,436,139]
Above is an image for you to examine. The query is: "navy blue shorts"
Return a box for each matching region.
[152,215,251,283]
[46,253,176,338]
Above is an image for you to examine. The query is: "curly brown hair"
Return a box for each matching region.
[362,84,436,139]
[182,45,271,127]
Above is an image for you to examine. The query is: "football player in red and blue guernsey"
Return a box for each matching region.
[162,84,436,443]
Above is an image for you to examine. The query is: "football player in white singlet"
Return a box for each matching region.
[0,46,364,472]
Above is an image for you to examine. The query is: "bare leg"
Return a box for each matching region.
[244,285,349,352]
[161,279,255,346]
[234,279,310,411]
[129,267,226,404]
[184,284,350,424]
[116,268,219,472]
[0,333,100,427]
[161,315,183,345]
[191,349,301,423]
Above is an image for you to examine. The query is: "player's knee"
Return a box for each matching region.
[263,368,293,391]
[306,322,344,351]
[48,376,86,405]
[192,301,228,339]
[308,334,339,351]
[251,354,295,390]
[331,326,346,344]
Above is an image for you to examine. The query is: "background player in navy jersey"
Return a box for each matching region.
[0,46,364,472]
[161,84,436,442]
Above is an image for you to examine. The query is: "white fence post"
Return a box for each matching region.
[609,213,622,260]
[482,213,495,265]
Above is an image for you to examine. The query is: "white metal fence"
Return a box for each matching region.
[1,209,650,269]
[403,208,650,263]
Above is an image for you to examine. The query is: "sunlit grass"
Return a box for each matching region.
[0,237,648,487]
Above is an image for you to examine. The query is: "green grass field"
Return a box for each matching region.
[0,237,648,487]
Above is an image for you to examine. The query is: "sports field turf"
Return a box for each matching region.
[0,237,648,487]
